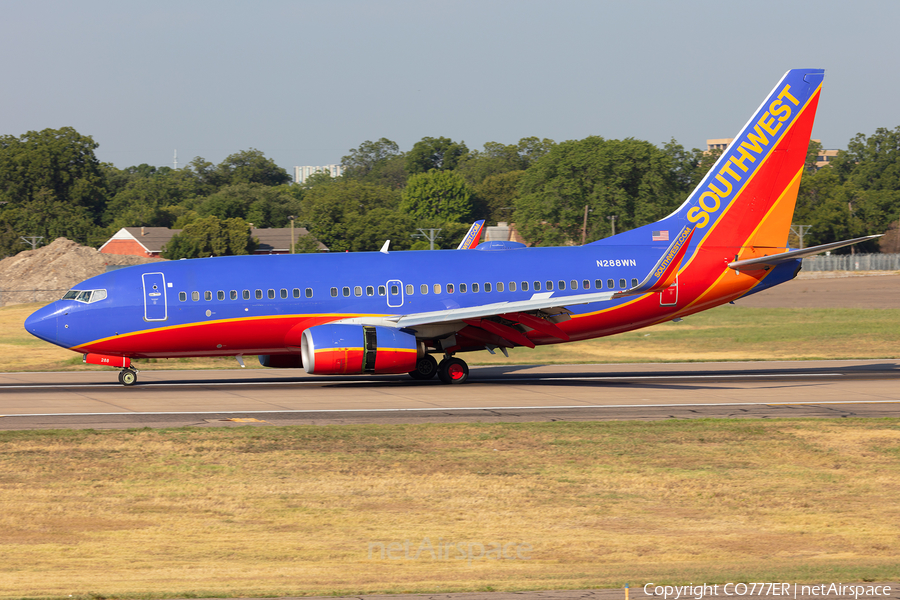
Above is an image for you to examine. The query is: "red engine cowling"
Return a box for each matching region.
[300,324,420,375]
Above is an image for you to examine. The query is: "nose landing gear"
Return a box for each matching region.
[118,368,138,386]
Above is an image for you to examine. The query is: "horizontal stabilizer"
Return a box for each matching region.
[728,235,882,270]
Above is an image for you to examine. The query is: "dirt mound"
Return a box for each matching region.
[0,238,164,306]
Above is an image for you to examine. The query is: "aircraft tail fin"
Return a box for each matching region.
[673,68,824,257]
[595,69,825,265]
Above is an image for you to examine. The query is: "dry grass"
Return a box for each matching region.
[0,420,898,598]
[3,303,899,373]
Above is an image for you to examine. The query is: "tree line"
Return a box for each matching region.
[1,126,898,259]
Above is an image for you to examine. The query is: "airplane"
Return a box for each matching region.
[25,68,879,386]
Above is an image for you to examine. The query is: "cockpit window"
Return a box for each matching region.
[63,289,108,303]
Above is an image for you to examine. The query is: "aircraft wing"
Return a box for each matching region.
[387,290,616,328]
[334,290,617,346]
[727,235,881,270]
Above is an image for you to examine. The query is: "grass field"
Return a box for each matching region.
[0,420,898,599]
[2,302,899,372]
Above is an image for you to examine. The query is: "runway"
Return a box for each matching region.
[1,359,898,430]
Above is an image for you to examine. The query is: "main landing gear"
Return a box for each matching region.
[407,354,470,384]
[118,368,138,386]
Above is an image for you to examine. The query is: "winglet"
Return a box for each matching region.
[457,220,486,249]
[380,240,390,254]
[613,225,695,298]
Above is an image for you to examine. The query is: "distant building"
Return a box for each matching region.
[706,138,839,169]
[294,164,344,184]
[99,226,327,257]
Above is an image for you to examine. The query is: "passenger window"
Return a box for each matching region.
[558,280,566,291]
[570,280,577,290]
[420,284,428,294]
[521,281,528,291]
[268,289,276,299]
[217,290,225,301]
[619,278,627,289]
[243,290,250,300]
[366,286,374,296]
[583,280,590,289]
[230,290,238,300]
[256,289,263,299]
[343,287,351,297]
[472,283,479,293]
[460,283,467,293]
[192,291,200,301]
[406,284,414,295]
[281,288,288,299]
[355,286,362,297]
[631,278,639,287]
[496,282,503,292]
[433,283,442,294]
[306,288,313,298]
[204,291,212,301]
[546,281,553,291]
[607,279,614,289]
[179,291,187,302]
[331,287,338,297]
[390,284,399,295]
[533,281,541,291]
[378,285,386,296]
[595,279,603,289]
[484,282,491,292]
[509,281,516,292]
[292,288,300,298]
[447,283,455,294]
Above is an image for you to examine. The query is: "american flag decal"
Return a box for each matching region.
[652,230,669,241]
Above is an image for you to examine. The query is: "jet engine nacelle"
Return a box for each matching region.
[300,324,420,375]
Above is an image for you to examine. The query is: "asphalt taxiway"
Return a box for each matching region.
[0,359,898,430]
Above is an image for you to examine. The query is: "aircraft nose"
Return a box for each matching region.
[24,304,59,344]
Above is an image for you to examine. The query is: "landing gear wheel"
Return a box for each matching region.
[438,357,469,384]
[118,368,138,386]
[409,354,438,380]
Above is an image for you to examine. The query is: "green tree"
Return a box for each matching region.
[161,215,257,259]
[341,138,407,188]
[400,170,473,223]
[474,170,524,224]
[216,149,291,187]
[515,137,681,246]
[456,137,555,185]
[104,169,202,229]
[299,180,408,252]
[0,127,108,254]
[405,136,468,174]
[195,183,302,228]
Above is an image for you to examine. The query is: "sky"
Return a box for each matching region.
[2,0,899,174]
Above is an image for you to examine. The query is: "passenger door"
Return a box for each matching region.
[142,272,168,321]
[386,279,404,308]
